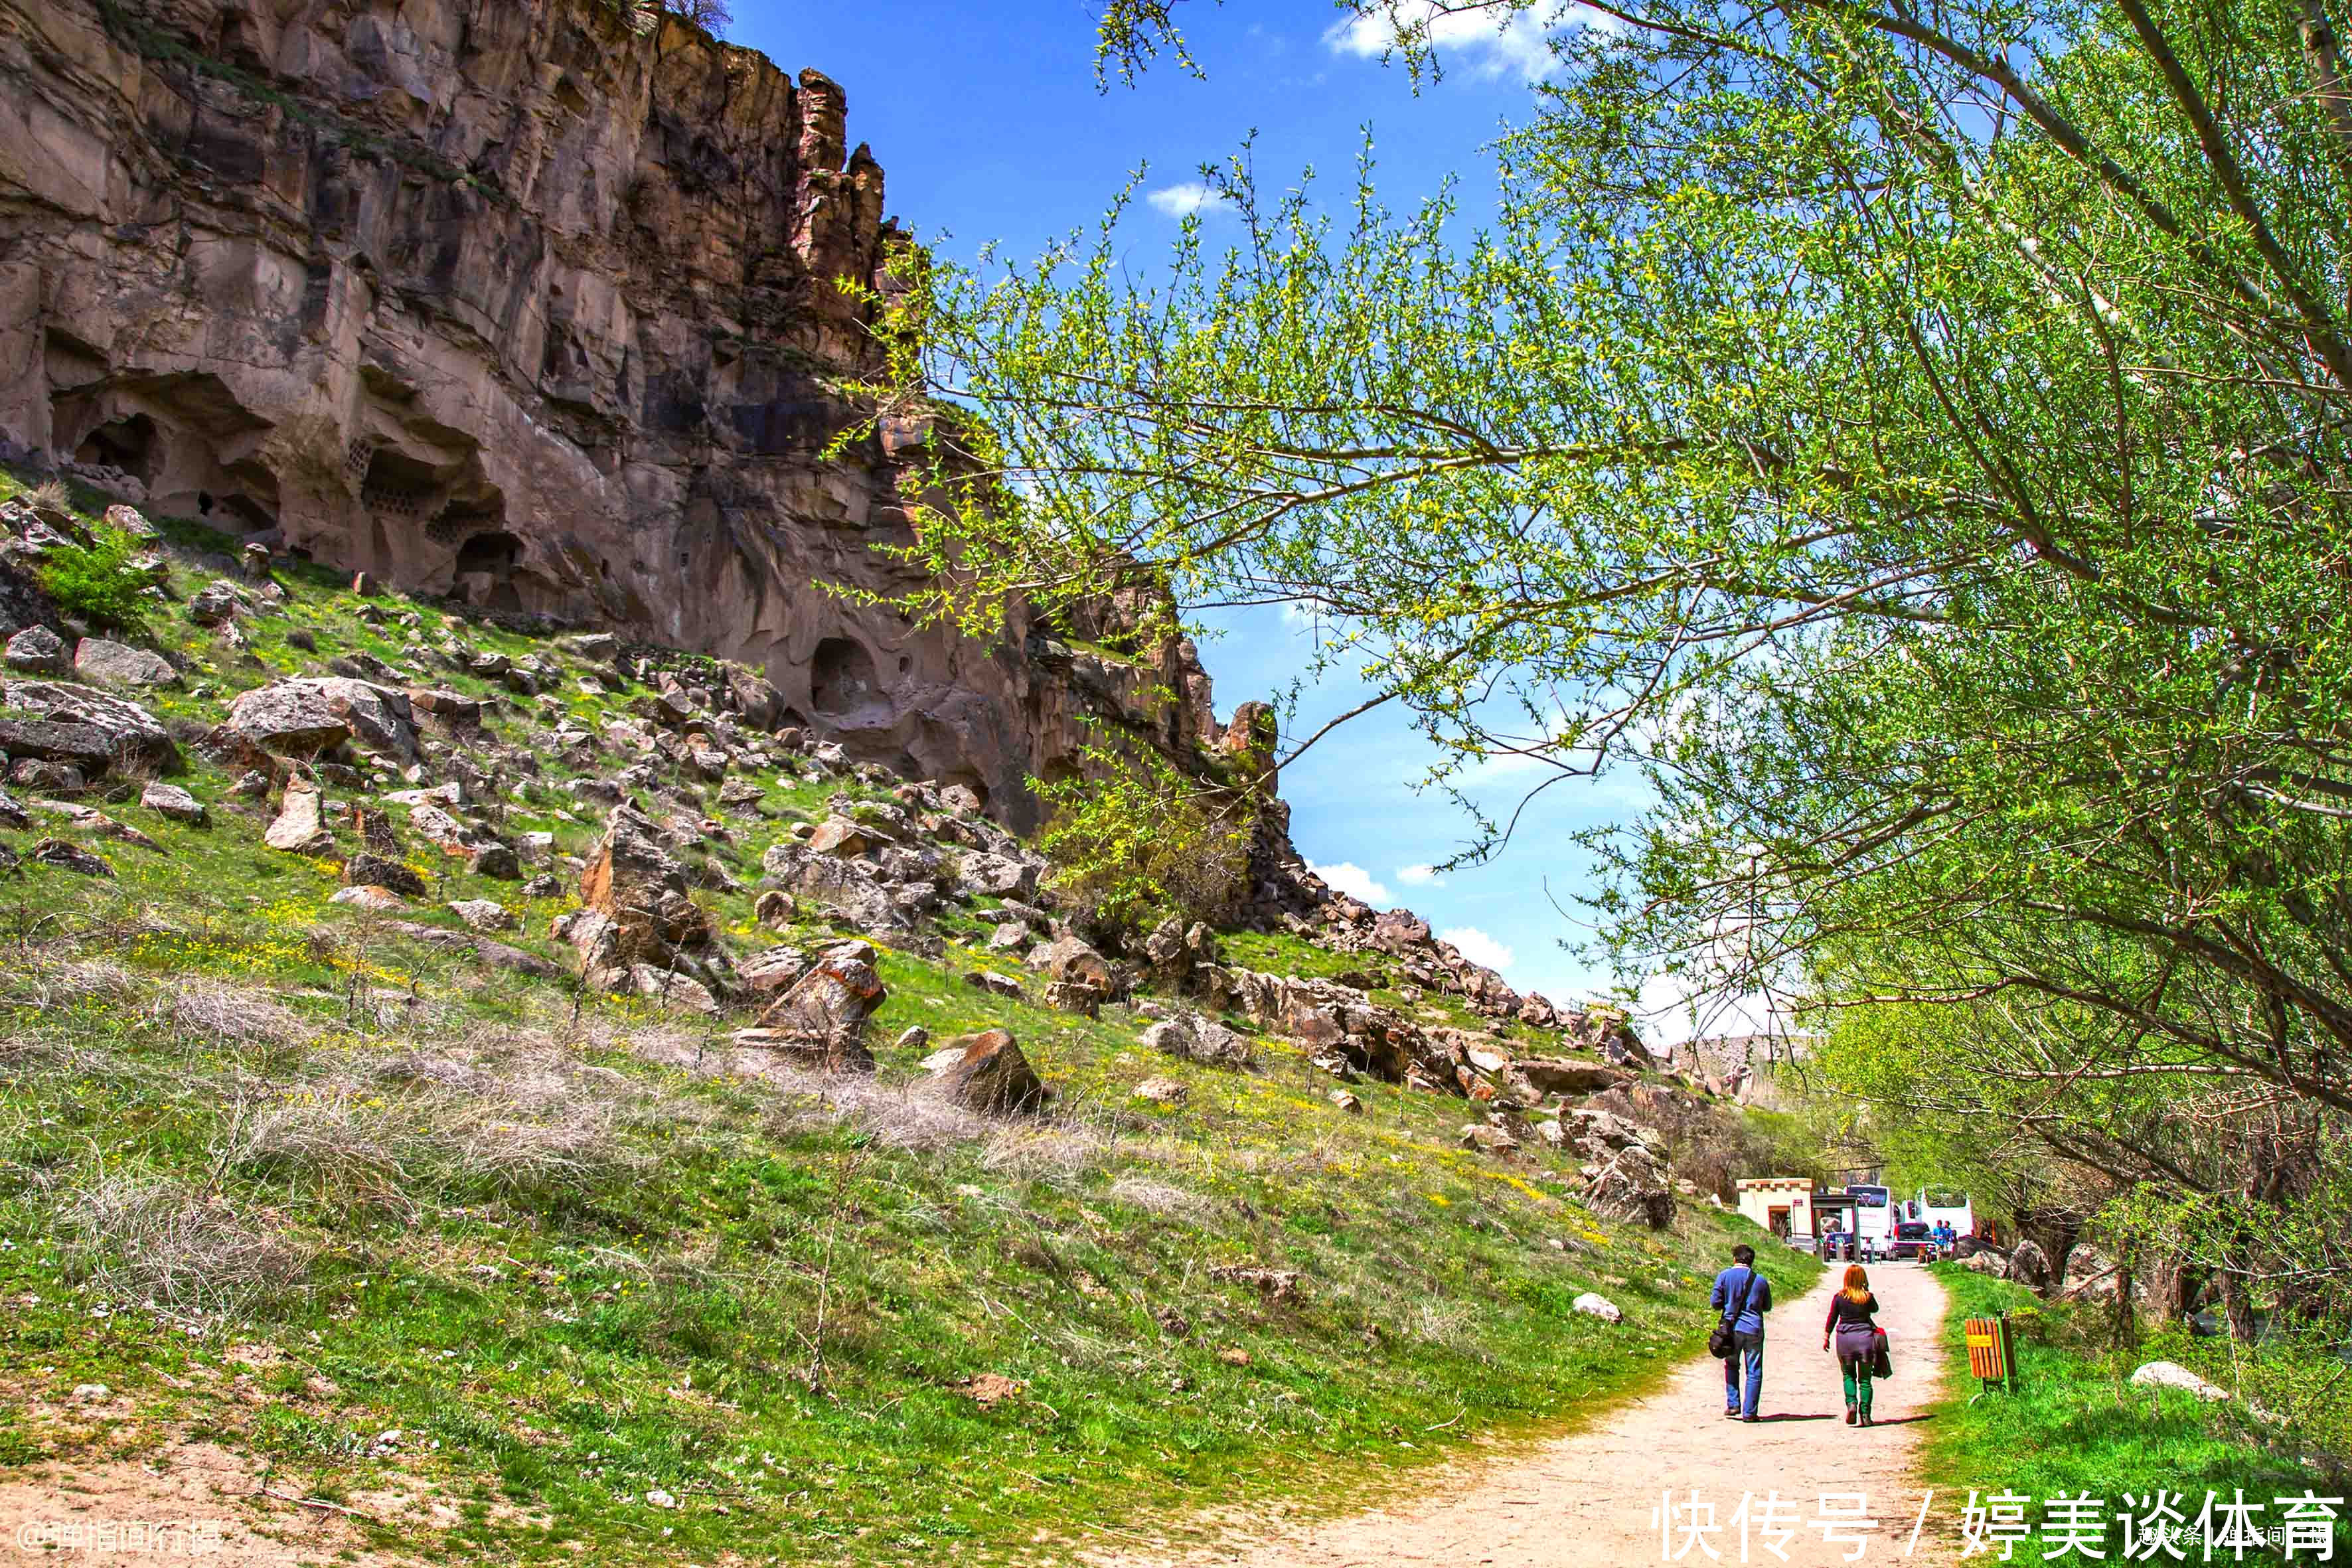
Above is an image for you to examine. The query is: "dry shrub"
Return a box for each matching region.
[61,1176,310,1318]
[235,1063,648,1211]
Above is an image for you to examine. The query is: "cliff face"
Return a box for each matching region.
[0,0,1225,826]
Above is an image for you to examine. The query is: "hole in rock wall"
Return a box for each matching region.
[74,414,159,484]
[360,447,443,520]
[452,530,526,611]
[455,531,523,577]
[809,637,881,717]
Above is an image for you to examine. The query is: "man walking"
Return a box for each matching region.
[1711,1243,1773,1421]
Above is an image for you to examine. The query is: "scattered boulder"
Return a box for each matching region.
[2128,1362,2230,1402]
[331,885,407,912]
[896,1025,930,1052]
[629,965,722,1016]
[1328,1088,1364,1114]
[1133,1076,1188,1107]
[925,1028,1051,1114]
[1460,1123,1522,1154]
[139,781,206,826]
[1585,1144,1677,1230]
[263,779,333,855]
[449,900,516,933]
[1027,933,1116,996]
[28,838,112,878]
[957,851,1041,902]
[2007,1239,2055,1296]
[408,688,481,724]
[751,941,886,1071]
[467,840,522,880]
[1957,1249,2009,1279]
[737,945,810,995]
[1043,979,1101,1018]
[1514,1058,1632,1098]
[186,583,241,626]
[4,625,66,676]
[966,970,1024,1000]
[344,854,427,899]
[72,638,178,690]
[1572,1293,1624,1324]
[1,682,178,774]
[753,888,796,926]
[226,679,418,763]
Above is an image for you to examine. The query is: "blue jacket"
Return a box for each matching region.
[1711,1266,1772,1334]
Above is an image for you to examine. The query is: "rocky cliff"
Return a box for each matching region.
[0,0,1226,825]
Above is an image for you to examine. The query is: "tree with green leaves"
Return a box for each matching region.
[835,0,2352,1321]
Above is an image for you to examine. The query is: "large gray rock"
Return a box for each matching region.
[2,681,178,774]
[1514,1058,1631,1098]
[958,851,1042,902]
[139,781,206,826]
[72,637,178,690]
[4,625,66,676]
[1585,1144,1677,1230]
[226,678,418,761]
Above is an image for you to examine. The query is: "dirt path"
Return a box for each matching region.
[1093,1261,1955,1568]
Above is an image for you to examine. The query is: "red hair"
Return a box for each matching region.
[1842,1264,1871,1303]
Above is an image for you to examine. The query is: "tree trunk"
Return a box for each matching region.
[2217,1267,2261,1343]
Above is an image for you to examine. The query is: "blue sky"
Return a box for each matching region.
[732,3,1725,1040]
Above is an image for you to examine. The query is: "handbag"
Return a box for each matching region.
[1871,1326,1894,1379]
[1709,1269,1761,1360]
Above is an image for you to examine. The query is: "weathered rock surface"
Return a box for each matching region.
[228,680,418,762]
[1,682,177,774]
[5,625,66,676]
[925,1028,1050,1115]
[751,941,886,1071]
[73,638,177,690]
[0,0,1230,828]
[139,781,206,826]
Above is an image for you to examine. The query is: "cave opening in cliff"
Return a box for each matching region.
[73,414,159,485]
[810,636,882,718]
[453,530,526,610]
[360,447,445,518]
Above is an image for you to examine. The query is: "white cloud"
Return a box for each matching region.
[1324,0,1592,82]
[1311,861,1393,906]
[1441,925,1517,973]
[1396,864,1444,887]
[1146,181,1233,218]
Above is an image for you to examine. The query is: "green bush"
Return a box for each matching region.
[1036,745,1254,941]
[39,526,151,632]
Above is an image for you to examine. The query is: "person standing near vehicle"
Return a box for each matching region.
[1711,1243,1773,1421]
[1823,1265,1883,1426]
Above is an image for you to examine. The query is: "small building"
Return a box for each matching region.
[1736,1176,1817,1241]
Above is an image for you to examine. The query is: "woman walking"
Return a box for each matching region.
[1822,1264,1881,1426]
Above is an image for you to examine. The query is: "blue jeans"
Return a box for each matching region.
[1723,1328,1764,1417]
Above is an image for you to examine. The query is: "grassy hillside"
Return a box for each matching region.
[0,469,1816,1564]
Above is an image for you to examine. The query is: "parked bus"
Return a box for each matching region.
[1842,1184,1894,1253]
[1908,1187,1979,1251]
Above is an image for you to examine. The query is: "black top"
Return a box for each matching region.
[1824,1292,1881,1332]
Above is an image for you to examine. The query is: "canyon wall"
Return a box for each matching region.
[0,0,1227,826]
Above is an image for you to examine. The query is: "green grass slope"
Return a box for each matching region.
[0,470,1817,1564]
